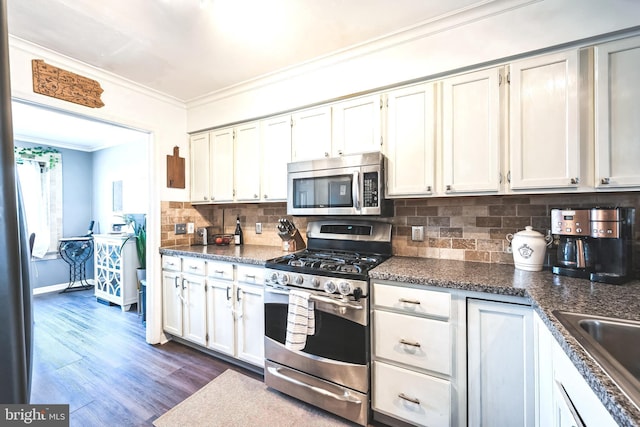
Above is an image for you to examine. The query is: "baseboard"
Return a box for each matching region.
[33,280,96,295]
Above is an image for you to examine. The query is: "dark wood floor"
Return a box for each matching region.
[31,288,260,427]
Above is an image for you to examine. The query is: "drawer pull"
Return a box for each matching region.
[399,339,421,348]
[398,393,420,405]
[214,270,225,274]
[399,298,421,305]
[245,274,256,279]
[188,265,199,270]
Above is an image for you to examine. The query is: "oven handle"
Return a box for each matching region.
[266,365,363,405]
[265,286,364,310]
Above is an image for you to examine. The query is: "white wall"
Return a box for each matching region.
[186,0,640,132]
[9,36,188,344]
[92,141,149,234]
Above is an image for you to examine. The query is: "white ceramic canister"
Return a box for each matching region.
[506,226,552,272]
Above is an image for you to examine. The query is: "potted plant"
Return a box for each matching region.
[121,214,146,278]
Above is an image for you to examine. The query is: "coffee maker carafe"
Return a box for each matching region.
[551,209,593,279]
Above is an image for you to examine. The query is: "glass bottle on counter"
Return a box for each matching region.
[234,215,243,245]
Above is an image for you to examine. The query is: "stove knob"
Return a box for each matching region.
[338,281,353,296]
[279,273,290,285]
[270,272,278,283]
[295,275,304,285]
[311,277,321,288]
[324,281,337,294]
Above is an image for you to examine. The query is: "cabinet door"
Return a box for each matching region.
[595,36,640,188]
[182,273,207,346]
[206,279,235,356]
[509,50,580,190]
[467,299,534,427]
[442,68,501,194]
[385,83,436,196]
[162,270,183,336]
[190,133,211,202]
[332,94,382,156]
[210,127,235,202]
[534,313,554,427]
[291,106,332,161]
[236,282,264,367]
[261,115,291,201]
[234,122,261,201]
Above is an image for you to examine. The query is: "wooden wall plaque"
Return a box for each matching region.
[31,59,105,108]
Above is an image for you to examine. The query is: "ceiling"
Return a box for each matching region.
[6,0,480,151]
[7,0,480,102]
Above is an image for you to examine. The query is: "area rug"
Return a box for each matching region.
[153,369,354,427]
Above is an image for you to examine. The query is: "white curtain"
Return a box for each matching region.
[16,160,50,258]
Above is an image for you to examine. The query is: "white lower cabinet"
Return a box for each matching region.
[371,281,465,427]
[467,298,535,427]
[534,313,616,427]
[162,255,264,369]
[161,256,207,346]
[206,262,264,367]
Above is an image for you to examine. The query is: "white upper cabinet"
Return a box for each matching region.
[332,94,382,156]
[291,106,332,161]
[234,121,261,201]
[209,127,235,202]
[190,133,211,203]
[509,50,581,190]
[385,83,436,196]
[260,115,292,201]
[595,35,640,189]
[442,67,502,194]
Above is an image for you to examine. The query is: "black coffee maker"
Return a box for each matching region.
[551,207,636,284]
[551,208,593,279]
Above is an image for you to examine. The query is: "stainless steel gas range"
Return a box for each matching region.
[263,219,392,426]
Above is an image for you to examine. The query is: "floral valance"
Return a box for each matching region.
[14,146,61,170]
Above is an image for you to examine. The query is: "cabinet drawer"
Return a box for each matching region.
[207,260,234,281]
[373,310,452,375]
[162,255,181,271]
[237,264,264,285]
[182,257,206,276]
[373,283,451,319]
[373,361,451,427]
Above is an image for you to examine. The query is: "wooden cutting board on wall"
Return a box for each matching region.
[167,146,185,188]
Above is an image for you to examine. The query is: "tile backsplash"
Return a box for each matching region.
[161,192,639,266]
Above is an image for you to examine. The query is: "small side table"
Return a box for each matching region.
[58,237,94,292]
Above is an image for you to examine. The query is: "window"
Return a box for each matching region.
[14,146,63,258]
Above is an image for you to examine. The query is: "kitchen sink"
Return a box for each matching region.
[553,310,640,409]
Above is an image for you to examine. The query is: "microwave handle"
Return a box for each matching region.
[353,172,360,211]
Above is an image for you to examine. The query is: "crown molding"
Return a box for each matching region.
[186,0,540,108]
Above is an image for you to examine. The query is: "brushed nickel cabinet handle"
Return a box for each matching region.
[398,393,420,405]
[570,177,579,185]
[446,185,452,192]
[601,177,610,185]
[399,338,421,348]
[399,298,421,305]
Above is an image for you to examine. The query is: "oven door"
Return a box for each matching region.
[263,285,369,393]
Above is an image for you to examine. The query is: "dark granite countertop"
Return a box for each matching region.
[370,257,640,427]
[159,244,285,266]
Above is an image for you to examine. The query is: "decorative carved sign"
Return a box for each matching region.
[31,59,105,108]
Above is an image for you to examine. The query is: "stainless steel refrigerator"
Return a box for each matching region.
[0,0,33,403]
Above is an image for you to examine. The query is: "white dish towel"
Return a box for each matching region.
[285,289,316,351]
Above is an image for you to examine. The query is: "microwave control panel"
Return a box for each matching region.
[363,172,379,208]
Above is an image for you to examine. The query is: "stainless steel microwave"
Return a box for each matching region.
[287,152,390,216]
